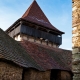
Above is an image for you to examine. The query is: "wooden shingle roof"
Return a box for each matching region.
[0,28,72,71]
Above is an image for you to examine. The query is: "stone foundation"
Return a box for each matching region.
[0,62,72,80]
[24,69,50,80]
[0,61,23,80]
[61,71,72,80]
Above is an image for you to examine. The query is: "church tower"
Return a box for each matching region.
[6,0,64,48]
[0,1,73,80]
[72,0,80,79]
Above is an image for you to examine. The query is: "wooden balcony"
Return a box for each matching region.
[20,25,62,45]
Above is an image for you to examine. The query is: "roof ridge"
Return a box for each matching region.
[20,40,72,71]
[20,40,71,52]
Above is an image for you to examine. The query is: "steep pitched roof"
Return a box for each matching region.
[21,0,64,34]
[22,0,50,23]
[20,40,72,71]
[0,28,72,71]
[6,1,64,34]
[0,28,42,70]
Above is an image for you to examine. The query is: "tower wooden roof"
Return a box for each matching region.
[22,0,50,24]
[21,0,64,34]
[6,0,64,34]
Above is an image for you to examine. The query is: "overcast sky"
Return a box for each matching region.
[0,0,72,50]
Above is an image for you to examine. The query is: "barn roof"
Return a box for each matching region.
[20,41,72,71]
[0,28,72,71]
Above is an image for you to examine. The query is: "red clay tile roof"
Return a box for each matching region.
[20,40,72,71]
[0,28,42,70]
[0,28,71,71]
[21,1,64,34]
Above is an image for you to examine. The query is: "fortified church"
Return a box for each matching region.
[0,0,73,80]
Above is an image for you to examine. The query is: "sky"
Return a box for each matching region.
[0,0,72,50]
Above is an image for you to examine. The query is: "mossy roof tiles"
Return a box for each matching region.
[0,28,72,71]
[20,40,72,71]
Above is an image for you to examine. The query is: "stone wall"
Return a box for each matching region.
[72,0,80,47]
[24,69,72,80]
[61,71,72,80]
[50,69,72,80]
[24,69,50,80]
[0,61,23,80]
[0,62,72,80]
[72,0,80,80]
[14,34,57,48]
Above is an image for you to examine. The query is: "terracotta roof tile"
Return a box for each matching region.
[20,40,72,71]
[0,28,72,71]
[21,1,64,34]
[0,28,42,70]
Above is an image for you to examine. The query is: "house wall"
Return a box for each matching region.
[24,69,50,80]
[0,61,23,80]
[50,70,72,80]
[61,71,72,80]
[0,61,72,80]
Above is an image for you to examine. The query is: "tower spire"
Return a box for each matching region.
[21,0,64,34]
